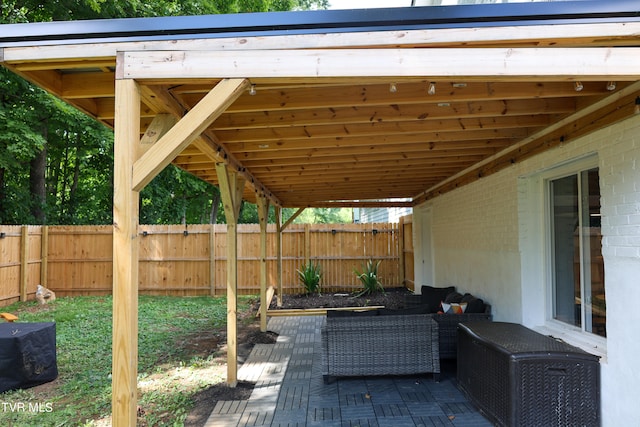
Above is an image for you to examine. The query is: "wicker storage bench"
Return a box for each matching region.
[432,308,492,359]
[321,314,440,383]
[457,321,600,427]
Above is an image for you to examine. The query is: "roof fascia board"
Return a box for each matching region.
[1,0,639,47]
[3,21,640,64]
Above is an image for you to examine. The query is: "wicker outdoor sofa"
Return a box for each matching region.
[404,286,493,359]
[321,313,440,383]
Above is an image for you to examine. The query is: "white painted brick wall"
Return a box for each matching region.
[420,113,640,426]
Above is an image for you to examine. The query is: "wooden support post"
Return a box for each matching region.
[398,217,405,288]
[20,225,28,302]
[215,162,245,386]
[275,206,283,307]
[209,224,216,297]
[40,226,48,288]
[112,78,141,427]
[257,194,270,332]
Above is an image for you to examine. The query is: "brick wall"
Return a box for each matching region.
[418,113,640,425]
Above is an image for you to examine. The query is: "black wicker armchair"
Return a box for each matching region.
[321,313,440,383]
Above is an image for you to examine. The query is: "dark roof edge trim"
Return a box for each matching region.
[1,0,639,47]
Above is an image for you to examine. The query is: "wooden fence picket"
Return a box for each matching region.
[0,222,406,306]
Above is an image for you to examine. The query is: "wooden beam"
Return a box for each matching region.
[136,84,280,208]
[193,132,520,155]
[215,116,547,143]
[138,113,176,158]
[256,194,270,332]
[213,98,575,130]
[131,78,248,191]
[204,81,613,114]
[112,78,141,427]
[275,206,283,307]
[282,207,305,231]
[121,48,640,80]
[215,162,245,387]
[294,201,413,209]
[62,71,115,98]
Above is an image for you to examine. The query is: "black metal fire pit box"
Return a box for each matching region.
[457,321,600,427]
[0,322,58,393]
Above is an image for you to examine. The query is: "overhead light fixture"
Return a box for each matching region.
[249,84,257,96]
[574,81,584,92]
[606,81,616,91]
[389,83,397,93]
[427,82,436,96]
[635,96,640,115]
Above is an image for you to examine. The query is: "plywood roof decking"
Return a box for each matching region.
[2,13,640,208]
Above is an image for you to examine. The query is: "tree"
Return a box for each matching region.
[0,68,47,223]
[1,0,330,225]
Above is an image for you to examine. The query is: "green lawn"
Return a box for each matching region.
[0,295,254,426]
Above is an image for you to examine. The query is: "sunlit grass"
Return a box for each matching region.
[0,295,253,426]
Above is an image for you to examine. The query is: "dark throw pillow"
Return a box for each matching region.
[444,291,463,304]
[420,285,456,313]
[461,293,485,313]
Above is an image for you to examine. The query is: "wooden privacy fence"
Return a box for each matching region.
[0,222,405,306]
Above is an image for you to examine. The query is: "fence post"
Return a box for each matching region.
[304,223,311,264]
[41,226,48,288]
[209,224,216,296]
[20,225,29,301]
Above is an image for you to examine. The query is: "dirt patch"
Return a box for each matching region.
[183,323,277,427]
[183,310,278,427]
[184,380,254,426]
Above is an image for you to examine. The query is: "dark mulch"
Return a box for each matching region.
[269,287,412,310]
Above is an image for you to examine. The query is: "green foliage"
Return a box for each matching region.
[354,259,384,296]
[140,165,220,224]
[0,295,250,426]
[0,0,330,226]
[296,261,322,294]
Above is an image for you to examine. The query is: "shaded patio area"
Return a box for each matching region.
[205,315,492,427]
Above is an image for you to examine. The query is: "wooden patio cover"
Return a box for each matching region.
[1,2,640,425]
